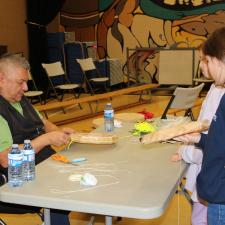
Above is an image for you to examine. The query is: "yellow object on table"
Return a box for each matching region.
[131,121,157,136]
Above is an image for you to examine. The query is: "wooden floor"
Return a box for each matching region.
[0,93,202,225]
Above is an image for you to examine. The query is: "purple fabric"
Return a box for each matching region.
[192,202,208,225]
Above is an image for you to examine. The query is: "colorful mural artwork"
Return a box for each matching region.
[97,0,225,83]
[61,0,225,84]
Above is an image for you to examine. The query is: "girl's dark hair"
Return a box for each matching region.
[202,26,225,62]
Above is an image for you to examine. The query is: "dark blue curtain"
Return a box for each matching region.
[26,0,65,91]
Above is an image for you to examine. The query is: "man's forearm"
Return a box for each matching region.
[30,133,51,153]
[43,119,59,133]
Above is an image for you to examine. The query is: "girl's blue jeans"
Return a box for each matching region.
[208,203,225,225]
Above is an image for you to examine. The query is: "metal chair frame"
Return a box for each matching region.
[161,83,205,120]
[24,71,44,104]
[42,61,80,101]
[76,58,109,95]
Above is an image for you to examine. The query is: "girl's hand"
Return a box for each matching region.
[171,152,182,162]
[173,132,201,144]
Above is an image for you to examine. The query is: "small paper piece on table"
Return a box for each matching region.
[114,119,122,128]
[80,173,98,186]
[141,120,209,144]
[69,174,82,182]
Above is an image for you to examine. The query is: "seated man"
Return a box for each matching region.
[0,53,73,225]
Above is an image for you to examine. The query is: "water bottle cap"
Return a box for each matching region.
[12,144,18,148]
[24,139,31,144]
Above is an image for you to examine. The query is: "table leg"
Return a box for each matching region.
[105,216,112,225]
[44,208,51,225]
[87,215,95,225]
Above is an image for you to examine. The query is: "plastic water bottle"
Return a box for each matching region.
[22,140,35,181]
[104,102,114,132]
[8,144,23,187]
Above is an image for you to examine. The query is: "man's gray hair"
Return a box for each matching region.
[0,53,30,74]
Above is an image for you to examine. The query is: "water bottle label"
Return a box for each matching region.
[8,166,22,175]
[8,153,23,161]
[104,109,114,119]
[8,159,23,167]
[8,151,23,187]
[23,154,35,162]
[22,150,35,162]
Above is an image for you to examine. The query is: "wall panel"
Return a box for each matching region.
[0,1,28,57]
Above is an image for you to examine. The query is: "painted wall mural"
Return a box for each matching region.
[61,0,225,84]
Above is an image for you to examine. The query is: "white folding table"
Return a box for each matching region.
[0,123,187,225]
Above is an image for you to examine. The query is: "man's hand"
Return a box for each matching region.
[61,127,75,135]
[44,131,71,147]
